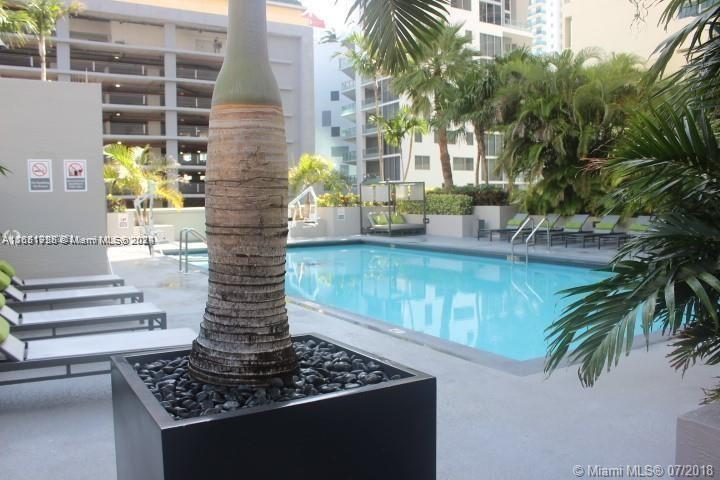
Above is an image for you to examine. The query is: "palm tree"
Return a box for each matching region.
[23,0,81,81]
[370,107,428,181]
[394,24,475,191]
[289,153,348,196]
[337,33,387,180]
[0,0,34,47]
[190,1,448,387]
[449,61,499,186]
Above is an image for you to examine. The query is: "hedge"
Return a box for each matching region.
[427,185,509,206]
[397,193,473,215]
[317,192,360,207]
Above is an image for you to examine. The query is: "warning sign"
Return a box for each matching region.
[27,159,53,192]
[64,159,87,192]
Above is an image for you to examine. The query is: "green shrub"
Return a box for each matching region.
[317,192,359,207]
[427,185,509,206]
[398,193,473,215]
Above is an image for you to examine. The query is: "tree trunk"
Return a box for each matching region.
[374,78,384,180]
[189,1,297,386]
[402,131,415,181]
[473,123,488,186]
[39,34,47,81]
[438,126,453,192]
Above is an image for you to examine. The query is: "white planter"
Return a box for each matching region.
[676,403,720,472]
[473,205,518,231]
[406,214,475,238]
[317,207,361,237]
[288,220,327,239]
[107,211,135,238]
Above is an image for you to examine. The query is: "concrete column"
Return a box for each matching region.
[354,70,364,183]
[163,23,178,162]
[55,18,71,82]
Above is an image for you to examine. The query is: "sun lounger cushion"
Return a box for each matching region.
[0,272,10,291]
[564,220,583,230]
[0,294,4,309]
[0,318,9,343]
[0,261,16,277]
[630,223,649,232]
[391,213,405,224]
[374,214,388,225]
[507,217,523,227]
[595,221,616,231]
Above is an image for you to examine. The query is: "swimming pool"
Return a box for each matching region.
[185,243,609,361]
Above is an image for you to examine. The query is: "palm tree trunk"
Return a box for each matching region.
[402,131,415,181]
[438,126,453,191]
[374,78,384,180]
[189,1,297,386]
[473,123,488,186]
[39,34,46,81]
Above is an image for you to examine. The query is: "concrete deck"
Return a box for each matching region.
[1,241,715,480]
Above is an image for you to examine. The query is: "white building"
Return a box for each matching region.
[528,0,563,55]
[330,0,533,189]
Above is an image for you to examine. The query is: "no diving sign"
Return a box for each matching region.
[64,159,87,192]
[27,159,52,192]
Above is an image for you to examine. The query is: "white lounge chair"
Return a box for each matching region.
[3,283,143,308]
[0,260,124,291]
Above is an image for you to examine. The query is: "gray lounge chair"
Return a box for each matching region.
[563,215,623,248]
[545,214,591,246]
[488,213,530,241]
[0,321,196,386]
[0,260,124,290]
[626,215,653,237]
[1,295,166,339]
[3,284,143,309]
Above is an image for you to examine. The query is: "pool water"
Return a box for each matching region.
[187,244,610,361]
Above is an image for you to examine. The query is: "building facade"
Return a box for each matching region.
[0,0,315,206]
[327,0,533,189]
[528,0,562,54]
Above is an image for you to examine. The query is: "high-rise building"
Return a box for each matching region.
[328,0,533,188]
[0,0,315,207]
[528,0,562,54]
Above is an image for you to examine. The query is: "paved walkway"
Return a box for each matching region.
[0,245,714,480]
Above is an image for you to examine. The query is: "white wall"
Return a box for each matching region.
[0,79,109,277]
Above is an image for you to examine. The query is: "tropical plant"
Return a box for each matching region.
[103,144,183,216]
[394,24,475,191]
[317,192,360,207]
[448,60,499,186]
[370,107,428,181]
[397,193,473,215]
[0,0,34,47]
[289,153,349,195]
[495,49,644,214]
[336,32,387,179]
[22,0,82,81]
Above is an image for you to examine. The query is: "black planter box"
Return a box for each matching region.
[111,333,437,480]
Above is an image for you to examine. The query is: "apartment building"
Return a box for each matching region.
[0,0,315,207]
[330,0,533,188]
[528,0,562,54]
[562,0,705,70]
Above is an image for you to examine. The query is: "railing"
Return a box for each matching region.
[341,79,355,90]
[342,127,356,138]
[341,104,355,116]
[504,19,532,31]
[178,153,207,166]
[70,59,161,76]
[177,66,218,81]
[105,92,161,106]
[524,216,549,265]
[178,125,209,137]
[105,123,148,135]
[177,96,211,109]
[179,182,205,194]
[0,53,40,67]
[363,124,377,135]
[510,217,534,262]
[178,227,207,273]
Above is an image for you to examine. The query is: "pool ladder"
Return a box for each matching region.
[509,216,551,264]
[178,227,207,273]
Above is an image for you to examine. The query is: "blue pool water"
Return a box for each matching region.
[188,244,610,361]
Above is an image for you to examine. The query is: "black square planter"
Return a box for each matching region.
[111,333,437,480]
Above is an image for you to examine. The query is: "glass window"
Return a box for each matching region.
[330,91,339,101]
[451,0,471,10]
[479,34,503,57]
[479,2,502,25]
[485,133,503,156]
[414,131,423,143]
[322,110,331,127]
[415,155,430,170]
[331,126,340,137]
[679,1,710,18]
[453,157,474,171]
[466,132,474,145]
[331,146,349,158]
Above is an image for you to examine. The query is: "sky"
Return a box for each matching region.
[300,0,356,35]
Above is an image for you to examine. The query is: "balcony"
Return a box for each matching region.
[341,104,356,118]
[177,66,218,81]
[179,182,206,195]
[341,79,355,91]
[504,19,532,31]
[105,122,148,135]
[363,124,378,135]
[105,92,160,106]
[177,96,211,109]
[363,145,400,159]
[342,127,356,139]
[178,125,209,138]
[178,153,207,167]
[71,59,161,76]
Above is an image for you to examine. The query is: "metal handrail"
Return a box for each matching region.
[178,227,207,273]
[525,216,550,265]
[510,217,534,262]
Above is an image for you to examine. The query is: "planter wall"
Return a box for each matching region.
[406,214,475,238]
[112,334,436,480]
[473,205,518,230]
[152,207,206,241]
[317,207,361,237]
[676,402,720,474]
[288,220,327,239]
[107,211,136,239]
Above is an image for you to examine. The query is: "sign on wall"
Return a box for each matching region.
[64,159,87,192]
[27,159,53,192]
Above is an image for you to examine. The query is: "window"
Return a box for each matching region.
[331,127,340,137]
[322,110,331,127]
[466,132,474,145]
[451,0,471,10]
[485,133,503,156]
[453,157,474,171]
[679,1,710,18]
[479,2,502,25]
[331,146,349,158]
[479,34,503,57]
[434,130,457,144]
[414,131,423,143]
[330,90,340,101]
[564,17,572,49]
[465,30,473,41]
[415,155,430,170]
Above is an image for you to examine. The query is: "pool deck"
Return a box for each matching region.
[1,237,715,480]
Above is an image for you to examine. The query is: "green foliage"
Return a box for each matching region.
[398,193,473,215]
[0,0,34,46]
[22,0,81,36]
[427,185,509,206]
[370,107,428,149]
[317,192,360,207]
[288,154,349,195]
[496,50,645,214]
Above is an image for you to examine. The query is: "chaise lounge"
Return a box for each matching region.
[563,215,623,248]
[0,260,124,291]
[367,212,425,236]
[487,213,529,241]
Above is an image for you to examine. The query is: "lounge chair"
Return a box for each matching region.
[544,214,591,246]
[0,319,196,386]
[626,215,653,237]
[487,213,530,242]
[367,212,424,236]
[0,293,166,339]
[0,259,124,291]
[1,272,143,309]
[518,213,563,242]
[563,215,623,248]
